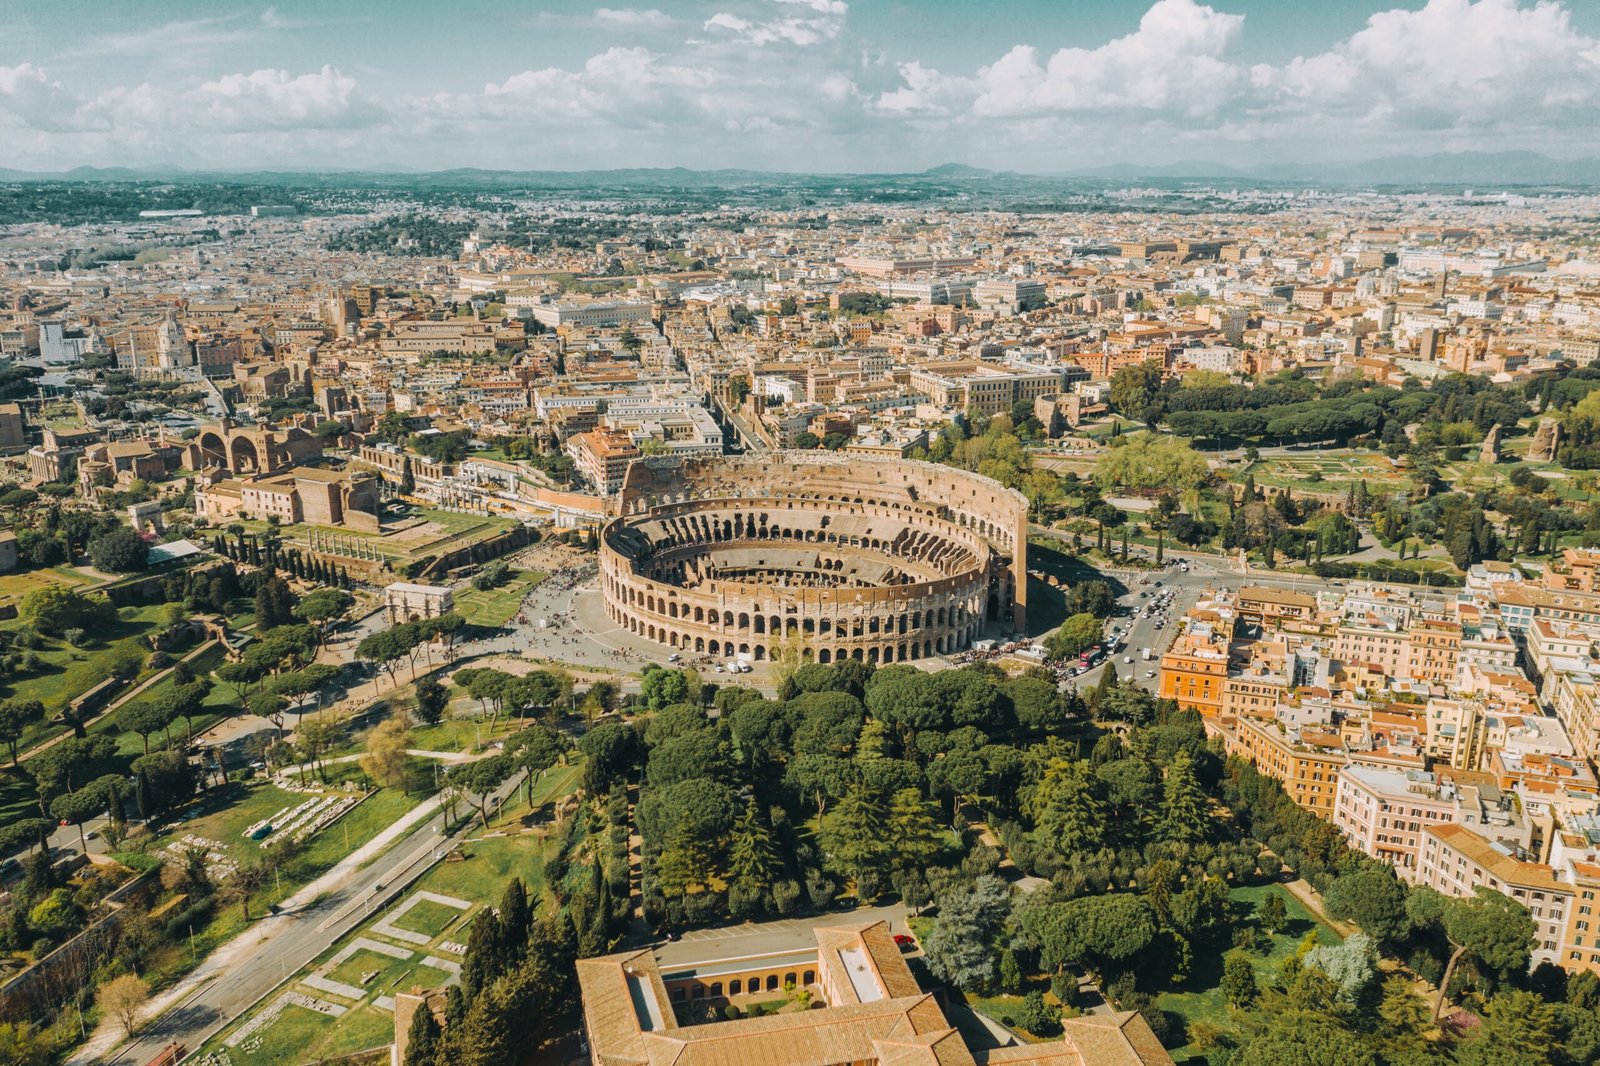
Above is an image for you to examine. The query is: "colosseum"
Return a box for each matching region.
[599,452,1029,665]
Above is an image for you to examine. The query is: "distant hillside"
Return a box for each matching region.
[0,153,1595,189]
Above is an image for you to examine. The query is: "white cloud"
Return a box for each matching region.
[79,16,260,59]
[772,0,848,13]
[704,0,847,47]
[874,0,1246,120]
[1263,0,1600,130]
[872,0,1600,160]
[5,0,1600,172]
[82,66,384,135]
[0,63,89,132]
[594,8,676,28]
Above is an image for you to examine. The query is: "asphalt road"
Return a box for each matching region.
[98,773,525,1066]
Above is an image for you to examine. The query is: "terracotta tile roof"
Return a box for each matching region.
[577,927,1175,1066]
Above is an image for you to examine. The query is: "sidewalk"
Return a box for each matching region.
[66,792,444,1066]
[275,747,488,781]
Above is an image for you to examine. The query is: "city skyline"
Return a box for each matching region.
[3,0,1600,174]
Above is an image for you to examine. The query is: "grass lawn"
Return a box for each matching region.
[1158,883,1343,1061]
[327,948,452,994]
[143,779,420,873]
[454,568,547,627]
[416,509,515,539]
[2,602,172,737]
[201,763,583,1066]
[404,716,504,754]
[0,566,100,609]
[224,999,394,1066]
[494,760,584,825]
[0,611,219,827]
[965,978,1070,1043]
[426,762,585,904]
[96,643,236,760]
[389,897,469,940]
[141,784,423,992]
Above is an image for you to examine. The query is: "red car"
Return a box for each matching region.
[893,933,917,951]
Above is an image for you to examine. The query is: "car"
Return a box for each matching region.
[714,664,725,672]
[668,653,681,662]
[1145,670,1157,678]
[894,933,917,951]
[1123,655,1133,663]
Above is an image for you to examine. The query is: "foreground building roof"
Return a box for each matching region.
[576,920,1173,1066]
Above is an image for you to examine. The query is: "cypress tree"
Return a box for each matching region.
[404,1003,441,1066]
[499,878,530,960]
[443,985,468,1029]
[1157,750,1210,844]
[462,908,505,998]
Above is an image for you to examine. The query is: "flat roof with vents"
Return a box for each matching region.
[838,945,883,1003]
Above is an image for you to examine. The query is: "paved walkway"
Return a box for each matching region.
[276,747,489,781]
[66,792,444,1066]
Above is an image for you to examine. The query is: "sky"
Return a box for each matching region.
[1,0,1599,174]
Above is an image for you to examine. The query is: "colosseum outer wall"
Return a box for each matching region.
[599,452,1029,666]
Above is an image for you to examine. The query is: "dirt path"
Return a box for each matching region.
[1282,877,1360,937]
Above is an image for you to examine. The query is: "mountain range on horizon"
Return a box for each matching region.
[0,150,1594,189]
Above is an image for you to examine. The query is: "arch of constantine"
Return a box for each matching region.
[600,452,1028,665]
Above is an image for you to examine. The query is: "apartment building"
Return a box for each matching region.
[383,319,500,355]
[1405,618,1462,688]
[1238,585,1317,625]
[1424,697,1484,770]
[1334,620,1409,679]
[1158,625,1229,717]
[974,278,1047,313]
[904,361,1069,418]
[1334,765,1463,881]
[566,428,641,496]
[1223,715,1348,817]
[1222,667,1290,721]
[527,299,652,330]
[1418,823,1569,968]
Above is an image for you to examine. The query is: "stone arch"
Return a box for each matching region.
[197,431,227,466]
[230,435,261,473]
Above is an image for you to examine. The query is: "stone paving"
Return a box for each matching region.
[370,890,472,945]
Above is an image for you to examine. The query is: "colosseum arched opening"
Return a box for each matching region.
[600,452,1028,665]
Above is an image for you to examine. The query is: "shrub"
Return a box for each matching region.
[1018,991,1061,1036]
